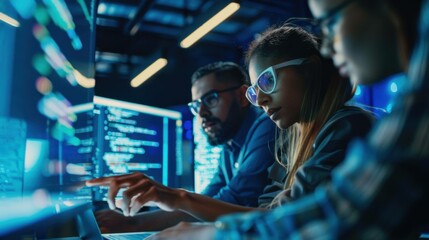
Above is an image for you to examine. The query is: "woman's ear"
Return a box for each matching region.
[237,85,250,107]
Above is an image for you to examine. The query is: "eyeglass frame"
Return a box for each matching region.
[281,0,359,40]
[188,85,242,116]
[316,0,358,40]
[245,58,307,106]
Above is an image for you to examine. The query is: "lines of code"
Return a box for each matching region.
[193,118,222,194]
[96,106,164,176]
[93,105,165,200]
[0,118,26,199]
[91,97,182,201]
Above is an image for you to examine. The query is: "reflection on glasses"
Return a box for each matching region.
[245,58,307,106]
[284,0,358,42]
[188,85,241,116]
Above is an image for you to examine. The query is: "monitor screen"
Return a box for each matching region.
[92,96,183,201]
[24,103,95,201]
[0,0,96,201]
[192,117,222,193]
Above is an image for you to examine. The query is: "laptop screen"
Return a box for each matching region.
[0,197,102,239]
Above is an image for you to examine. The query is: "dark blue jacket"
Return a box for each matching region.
[258,105,375,207]
[202,106,276,207]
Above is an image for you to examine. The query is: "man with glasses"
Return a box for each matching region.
[187,61,276,206]
[149,0,429,238]
[92,61,277,232]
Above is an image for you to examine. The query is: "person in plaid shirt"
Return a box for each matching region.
[148,0,429,239]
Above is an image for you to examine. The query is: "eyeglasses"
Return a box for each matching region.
[316,0,358,40]
[245,58,307,106]
[188,85,241,116]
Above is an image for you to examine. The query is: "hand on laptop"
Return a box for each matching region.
[146,222,216,240]
[86,172,188,217]
[95,209,142,233]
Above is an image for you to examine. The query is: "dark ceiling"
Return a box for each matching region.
[94,0,312,108]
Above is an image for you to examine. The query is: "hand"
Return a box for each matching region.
[147,222,216,240]
[95,209,141,233]
[86,172,186,216]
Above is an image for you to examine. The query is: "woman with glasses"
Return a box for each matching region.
[149,0,428,237]
[244,25,374,207]
[86,26,374,224]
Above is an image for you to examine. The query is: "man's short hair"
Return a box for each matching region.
[191,61,250,86]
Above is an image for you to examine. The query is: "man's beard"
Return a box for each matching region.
[205,119,226,146]
[204,101,242,146]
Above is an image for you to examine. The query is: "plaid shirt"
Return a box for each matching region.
[214,1,429,239]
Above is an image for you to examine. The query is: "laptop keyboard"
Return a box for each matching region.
[103,232,155,240]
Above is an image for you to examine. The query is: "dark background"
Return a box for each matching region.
[94,0,312,108]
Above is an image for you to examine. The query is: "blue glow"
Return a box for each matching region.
[390,82,398,93]
[355,86,362,96]
[43,0,83,50]
[386,103,393,113]
[184,120,192,130]
[193,117,222,193]
[185,130,193,140]
[67,29,83,50]
[10,0,36,19]
[24,139,46,172]
[163,117,168,185]
[96,2,136,18]
[97,3,107,14]
[94,96,181,119]
[175,121,183,175]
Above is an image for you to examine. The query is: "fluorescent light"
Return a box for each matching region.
[0,12,20,27]
[131,58,168,88]
[73,69,95,88]
[130,24,139,35]
[180,2,240,48]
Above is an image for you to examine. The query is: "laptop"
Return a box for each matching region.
[0,198,156,240]
[102,232,156,240]
[77,203,157,240]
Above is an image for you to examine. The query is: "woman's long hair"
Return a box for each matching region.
[245,26,354,206]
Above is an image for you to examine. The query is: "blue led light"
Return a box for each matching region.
[184,120,192,130]
[390,82,398,93]
[185,130,193,140]
[355,86,362,96]
[386,103,393,113]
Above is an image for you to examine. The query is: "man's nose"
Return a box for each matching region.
[197,103,211,118]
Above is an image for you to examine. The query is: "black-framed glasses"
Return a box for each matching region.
[188,85,241,116]
[316,0,358,40]
[245,58,307,106]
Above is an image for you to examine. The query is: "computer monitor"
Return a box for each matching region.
[92,96,183,201]
[24,103,95,201]
[0,0,96,201]
[192,117,222,193]
[0,197,96,239]
[0,117,27,199]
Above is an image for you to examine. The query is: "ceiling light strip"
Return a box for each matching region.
[0,12,20,27]
[180,2,240,48]
[130,58,168,88]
